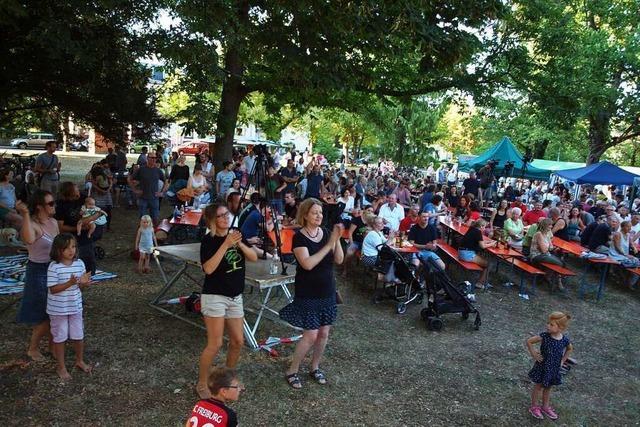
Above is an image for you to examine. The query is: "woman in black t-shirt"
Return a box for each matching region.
[280,198,344,389]
[197,203,257,399]
[458,218,497,289]
[455,195,470,219]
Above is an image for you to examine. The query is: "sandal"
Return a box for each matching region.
[285,372,302,389]
[310,369,327,385]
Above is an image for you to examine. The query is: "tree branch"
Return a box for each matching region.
[0,103,55,114]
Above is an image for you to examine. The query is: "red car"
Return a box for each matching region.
[176,141,209,156]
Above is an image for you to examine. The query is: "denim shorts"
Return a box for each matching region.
[459,249,476,262]
[417,250,442,264]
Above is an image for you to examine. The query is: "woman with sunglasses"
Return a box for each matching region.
[197,203,257,399]
[15,190,59,361]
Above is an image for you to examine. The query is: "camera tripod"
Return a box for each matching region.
[232,145,288,275]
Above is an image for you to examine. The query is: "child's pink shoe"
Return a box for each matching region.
[529,405,544,419]
[541,406,558,420]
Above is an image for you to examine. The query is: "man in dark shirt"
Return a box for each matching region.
[283,191,299,225]
[115,144,128,172]
[304,161,324,199]
[462,171,480,200]
[589,200,606,220]
[105,147,117,173]
[408,212,445,270]
[279,159,299,194]
[580,216,603,247]
[588,216,617,253]
[55,182,102,274]
[131,154,166,225]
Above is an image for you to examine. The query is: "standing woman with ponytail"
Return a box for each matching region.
[15,190,59,361]
[197,203,257,399]
[280,198,344,389]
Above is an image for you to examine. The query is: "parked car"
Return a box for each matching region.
[10,132,57,150]
[69,139,89,152]
[128,140,150,154]
[176,141,209,156]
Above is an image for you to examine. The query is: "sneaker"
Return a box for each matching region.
[529,405,544,419]
[541,406,558,420]
[503,282,514,288]
[519,293,530,300]
[466,293,476,302]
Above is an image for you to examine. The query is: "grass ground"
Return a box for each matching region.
[1,154,639,426]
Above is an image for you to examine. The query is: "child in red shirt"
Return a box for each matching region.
[186,368,242,427]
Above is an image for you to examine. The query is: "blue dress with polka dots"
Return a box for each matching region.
[528,332,571,387]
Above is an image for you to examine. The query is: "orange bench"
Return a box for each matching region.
[436,240,483,272]
[267,229,295,255]
[629,267,640,277]
[540,262,576,278]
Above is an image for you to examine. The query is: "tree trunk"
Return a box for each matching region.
[630,144,638,166]
[587,111,611,164]
[394,100,411,165]
[211,0,249,172]
[532,139,549,160]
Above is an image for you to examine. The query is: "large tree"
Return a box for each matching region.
[496,0,640,164]
[161,0,505,170]
[0,0,161,141]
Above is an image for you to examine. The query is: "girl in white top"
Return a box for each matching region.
[47,233,93,379]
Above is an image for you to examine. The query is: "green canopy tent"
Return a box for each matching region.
[530,159,585,171]
[458,137,551,180]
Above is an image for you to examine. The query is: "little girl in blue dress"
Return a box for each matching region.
[526,311,574,420]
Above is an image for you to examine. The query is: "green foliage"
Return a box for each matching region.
[0,0,162,141]
[162,0,507,168]
[467,98,588,161]
[238,93,303,142]
[492,0,640,163]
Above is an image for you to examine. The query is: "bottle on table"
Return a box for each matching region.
[270,254,280,275]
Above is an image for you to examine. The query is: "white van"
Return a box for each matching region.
[10,132,57,150]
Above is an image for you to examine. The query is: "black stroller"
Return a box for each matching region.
[372,244,424,314]
[420,258,481,331]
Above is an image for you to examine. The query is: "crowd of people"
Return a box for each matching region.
[11,141,637,424]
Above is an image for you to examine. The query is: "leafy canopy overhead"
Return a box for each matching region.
[0,0,162,140]
[161,0,506,137]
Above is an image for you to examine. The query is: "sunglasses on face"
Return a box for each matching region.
[45,201,55,207]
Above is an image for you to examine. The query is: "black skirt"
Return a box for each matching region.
[279,296,337,330]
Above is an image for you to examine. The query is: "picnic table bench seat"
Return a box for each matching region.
[435,240,483,272]
[539,262,577,277]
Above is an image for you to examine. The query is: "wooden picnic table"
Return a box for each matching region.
[551,236,619,300]
[170,210,203,226]
[390,243,419,254]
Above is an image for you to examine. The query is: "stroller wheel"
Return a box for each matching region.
[415,292,424,305]
[429,317,443,331]
[396,303,407,315]
[371,293,384,304]
[94,246,106,260]
[461,312,469,320]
